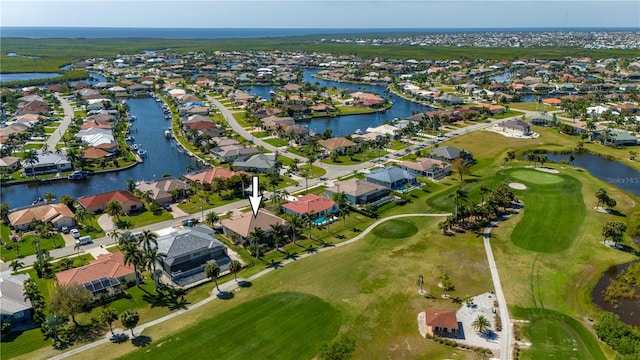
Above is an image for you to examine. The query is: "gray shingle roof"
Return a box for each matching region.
[232,153,276,169]
[366,166,416,184]
[156,225,225,266]
[430,146,462,160]
[0,274,33,315]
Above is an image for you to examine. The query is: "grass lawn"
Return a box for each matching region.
[512,307,606,360]
[263,137,288,147]
[386,140,409,151]
[117,209,173,229]
[251,131,269,138]
[232,112,252,128]
[508,102,556,112]
[335,105,379,115]
[123,292,341,360]
[1,234,65,262]
[21,143,43,151]
[321,149,388,165]
[0,327,50,360]
[299,164,326,178]
[506,169,585,253]
[491,109,526,119]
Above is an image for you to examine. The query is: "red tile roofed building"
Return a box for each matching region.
[82,147,111,160]
[81,119,112,130]
[542,98,562,106]
[185,167,248,185]
[425,308,459,336]
[318,137,357,154]
[282,194,338,217]
[55,252,137,295]
[77,190,143,214]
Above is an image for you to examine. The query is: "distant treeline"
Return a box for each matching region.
[2,36,640,73]
[1,69,89,87]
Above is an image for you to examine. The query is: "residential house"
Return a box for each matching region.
[397,158,451,180]
[77,190,143,214]
[55,252,137,296]
[498,120,531,136]
[211,145,260,163]
[8,203,76,231]
[136,178,190,205]
[75,127,116,147]
[603,129,638,146]
[325,179,391,206]
[0,156,21,172]
[221,209,288,242]
[318,137,358,155]
[21,152,73,176]
[365,166,418,190]
[82,147,113,160]
[261,116,295,130]
[155,225,231,286]
[231,153,277,173]
[424,308,459,336]
[435,94,464,105]
[429,146,472,163]
[185,167,246,186]
[282,194,338,218]
[469,103,506,115]
[529,114,556,127]
[0,274,35,330]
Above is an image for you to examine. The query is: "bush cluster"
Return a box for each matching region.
[593,312,640,358]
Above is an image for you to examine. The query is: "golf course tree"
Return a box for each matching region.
[247,227,266,259]
[228,259,242,282]
[49,284,92,325]
[318,334,356,360]
[205,262,221,292]
[472,315,491,335]
[122,242,144,287]
[595,188,616,210]
[439,273,454,297]
[331,192,350,226]
[451,158,471,181]
[100,307,119,336]
[270,223,288,251]
[41,315,68,345]
[120,309,140,338]
[602,221,627,246]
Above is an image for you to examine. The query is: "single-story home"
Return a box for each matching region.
[282,194,338,218]
[55,252,136,296]
[318,137,358,154]
[429,146,472,163]
[498,120,531,136]
[231,153,277,173]
[21,152,73,176]
[0,156,22,172]
[0,274,35,330]
[325,179,391,206]
[8,203,76,231]
[425,308,459,336]
[185,167,246,186]
[397,158,451,180]
[221,209,288,242]
[529,114,556,127]
[77,190,143,214]
[603,129,638,146]
[365,166,418,190]
[136,178,190,205]
[155,225,231,286]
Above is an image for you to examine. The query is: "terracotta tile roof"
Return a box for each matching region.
[78,190,140,209]
[185,167,245,184]
[425,308,458,329]
[83,147,110,159]
[318,137,357,152]
[221,209,287,238]
[55,252,135,287]
[8,203,75,227]
[398,158,447,172]
[282,194,336,215]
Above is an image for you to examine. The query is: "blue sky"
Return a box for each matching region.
[2,1,639,29]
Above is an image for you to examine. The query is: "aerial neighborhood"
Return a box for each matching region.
[0,28,639,360]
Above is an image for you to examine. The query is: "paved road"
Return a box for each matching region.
[47,212,450,360]
[45,94,74,151]
[483,202,522,360]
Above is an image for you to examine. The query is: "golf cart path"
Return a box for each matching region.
[48,213,450,360]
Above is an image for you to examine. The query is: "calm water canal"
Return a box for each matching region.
[244,69,434,137]
[2,98,197,209]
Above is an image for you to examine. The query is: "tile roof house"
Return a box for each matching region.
[221,209,287,241]
[155,225,231,286]
[77,190,143,214]
[397,158,451,180]
[325,179,391,206]
[55,252,136,296]
[185,167,246,185]
[365,166,418,190]
[135,178,190,205]
[231,153,277,173]
[282,194,338,217]
[82,147,112,160]
[0,274,35,330]
[425,308,459,336]
[8,203,76,231]
[0,156,22,171]
[318,137,358,154]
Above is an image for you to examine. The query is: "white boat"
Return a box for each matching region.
[164,129,172,138]
[354,129,363,135]
[129,115,137,121]
[125,136,135,142]
[132,144,139,151]
[137,149,147,157]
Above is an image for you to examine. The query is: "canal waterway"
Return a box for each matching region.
[243,69,434,137]
[591,260,640,326]
[0,73,62,83]
[2,97,197,209]
[545,152,640,196]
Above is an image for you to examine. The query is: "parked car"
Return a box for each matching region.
[70,228,80,239]
[60,226,70,234]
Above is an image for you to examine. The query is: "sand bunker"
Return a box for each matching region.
[509,182,527,190]
[534,167,560,174]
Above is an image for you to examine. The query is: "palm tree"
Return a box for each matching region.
[332,192,349,225]
[451,158,470,181]
[126,178,136,193]
[472,315,491,335]
[43,192,56,204]
[105,200,124,222]
[205,211,219,228]
[248,227,266,258]
[120,309,139,338]
[288,216,305,245]
[439,273,454,297]
[595,188,609,208]
[138,230,158,252]
[451,188,468,219]
[74,242,82,256]
[270,223,287,251]
[100,308,119,336]
[9,259,24,274]
[144,247,166,291]
[42,315,67,342]
[122,243,143,287]
[228,260,242,282]
[205,262,221,292]
[74,207,91,228]
[22,150,39,179]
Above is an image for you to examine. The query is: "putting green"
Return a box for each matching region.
[509,169,564,185]
[124,292,340,360]
[372,219,418,238]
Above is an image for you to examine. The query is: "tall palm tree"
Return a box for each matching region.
[472,315,491,335]
[122,243,143,287]
[270,223,286,251]
[331,192,349,225]
[43,192,56,204]
[100,308,119,336]
[74,207,91,228]
[451,188,468,219]
[22,150,39,179]
[138,230,158,252]
[248,227,266,258]
[9,259,24,274]
[105,200,124,222]
[205,262,221,292]
[205,211,219,228]
[74,242,82,256]
[144,247,166,291]
[228,260,242,282]
[288,216,305,245]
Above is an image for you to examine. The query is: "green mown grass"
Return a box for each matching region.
[122,292,341,360]
[371,219,419,239]
[507,169,585,253]
[0,328,50,360]
[508,169,565,185]
[512,307,606,360]
[263,137,289,147]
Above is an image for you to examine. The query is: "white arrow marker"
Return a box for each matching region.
[248,176,262,218]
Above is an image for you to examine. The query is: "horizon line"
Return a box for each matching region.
[2,26,639,30]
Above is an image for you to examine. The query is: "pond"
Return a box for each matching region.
[0,73,62,83]
[544,152,640,196]
[591,260,640,326]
